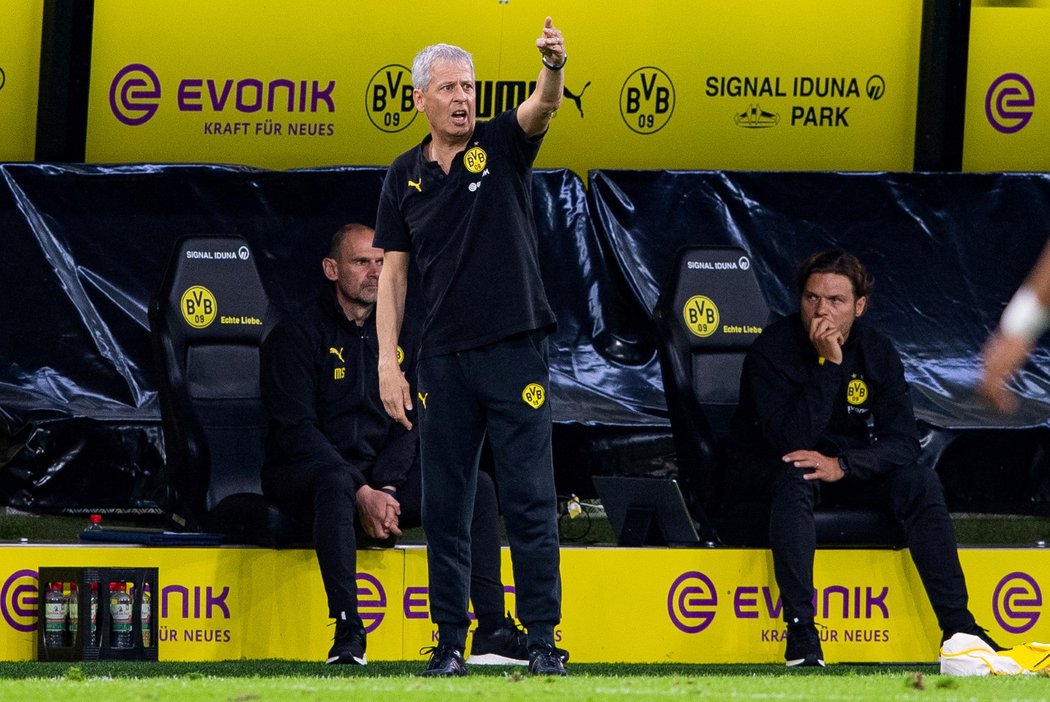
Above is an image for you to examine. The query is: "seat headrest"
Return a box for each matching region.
[656,246,769,351]
[158,236,270,345]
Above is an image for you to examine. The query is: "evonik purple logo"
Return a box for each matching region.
[357,573,386,633]
[667,571,717,633]
[109,64,339,128]
[985,73,1035,134]
[993,571,1041,634]
[110,63,162,126]
[1,569,38,633]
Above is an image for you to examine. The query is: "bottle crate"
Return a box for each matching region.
[37,566,158,661]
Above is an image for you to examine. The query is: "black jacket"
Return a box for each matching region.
[730,313,921,482]
[261,285,419,492]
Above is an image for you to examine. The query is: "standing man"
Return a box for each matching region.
[729,250,1003,667]
[374,18,568,676]
[262,223,530,667]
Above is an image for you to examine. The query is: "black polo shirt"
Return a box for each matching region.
[374,108,556,359]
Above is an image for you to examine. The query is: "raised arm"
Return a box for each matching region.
[980,239,1050,412]
[517,16,566,138]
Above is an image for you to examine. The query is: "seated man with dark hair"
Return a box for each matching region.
[261,223,541,665]
[728,249,1004,667]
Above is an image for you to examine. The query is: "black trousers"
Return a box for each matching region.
[263,457,504,630]
[417,331,562,648]
[769,461,974,633]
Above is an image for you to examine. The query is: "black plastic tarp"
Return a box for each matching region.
[2,164,1048,512]
[589,170,1050,431]
[0,164,651,510]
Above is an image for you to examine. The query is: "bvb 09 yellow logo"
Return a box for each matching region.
[846,378,869,406]
[181,286,217,329]
[463,146,487,173]
[682,295,719,338]
[396,345,405,365]
[522,383,545,409]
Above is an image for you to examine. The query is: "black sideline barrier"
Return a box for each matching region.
[0,165,1047,515]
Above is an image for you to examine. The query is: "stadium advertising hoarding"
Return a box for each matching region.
[570,549,935,663]
[2,546,1048,662]
[0,0,44,161]
[86,0,919,173]
[584,549,1050,664]
[0,548,402,662]
[964,0,1050,172]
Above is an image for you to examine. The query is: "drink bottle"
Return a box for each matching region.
[68,583,79,644]
[44,582,68,648]
[109,582,133,648]
[141,583,152,648]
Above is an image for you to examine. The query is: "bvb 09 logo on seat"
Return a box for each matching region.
[682,295,719,338]
[181,286,217,329]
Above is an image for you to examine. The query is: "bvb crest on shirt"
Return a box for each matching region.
[464,146,487,173]
[396,345,405,365]
[846,377,869,406]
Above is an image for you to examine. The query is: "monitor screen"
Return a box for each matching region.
[592,476,702,547]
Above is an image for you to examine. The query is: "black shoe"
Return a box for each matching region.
[420,643,468,676]
[469,615,571,665]
[784,618,825,667]
[943,622,1007,652]
[326,621,366,665]
[527,641,567,675]
[470,616,530,665]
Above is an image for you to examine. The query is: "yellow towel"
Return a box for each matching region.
[999,642,1050,672]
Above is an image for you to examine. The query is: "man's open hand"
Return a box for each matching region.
[783,449,845,483]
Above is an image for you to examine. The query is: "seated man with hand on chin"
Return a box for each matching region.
[728,249,1005,667]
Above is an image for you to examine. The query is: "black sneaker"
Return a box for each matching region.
[420,643,468,677]
[470,616,530,665]
[943,622,1007,652]
[527,641,567,676]
[469,615,571,665]
[784,618,825,667]
[326,621,366,665]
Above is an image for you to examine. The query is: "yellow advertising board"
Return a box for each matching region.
[964,0,1050,172]
[3,544,1048,663]
[1,546,400,662]
[0,0,44,161]
[566,548,937,663]
[86,0,920,174]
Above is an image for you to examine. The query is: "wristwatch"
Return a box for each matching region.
[542,54,567,71]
